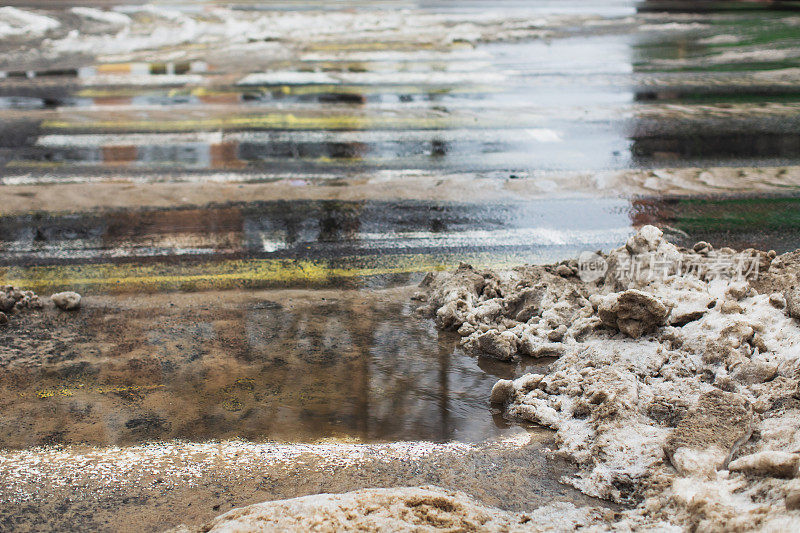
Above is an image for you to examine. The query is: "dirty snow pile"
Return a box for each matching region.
[0,285,43,325]
[0,286,81,325]
[169,486,585,533]
[413,225,800,530]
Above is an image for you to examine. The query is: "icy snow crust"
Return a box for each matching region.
[414,225,800,530]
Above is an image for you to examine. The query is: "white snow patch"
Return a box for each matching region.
[70,7,131,27]
[0,7,60,39]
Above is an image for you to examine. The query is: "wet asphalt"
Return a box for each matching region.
[1,1,799,289]
[1,0,800,441]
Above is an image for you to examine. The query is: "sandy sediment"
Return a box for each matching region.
[0,434,609,532]
[408,225,800,530]
[1,166,799,216]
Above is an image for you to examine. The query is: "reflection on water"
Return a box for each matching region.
[0,288,546,448]
[0,1,798,466]
[632,133,800,162]
[4,196,800,295]
[0,61,208,81]
[0,198,635,294]
[5,198,796,449]
[632,196,800,252]
[0,198,634,263]
[628,3,800,166]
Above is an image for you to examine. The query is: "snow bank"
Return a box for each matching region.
[416,225,800,529]
[168,486,578,533]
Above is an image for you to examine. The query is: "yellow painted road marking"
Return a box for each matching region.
[35,384,164,399]
[41,111,525,132]
[4,160,66,168]
[1,252,540,293]
[75,84,498,99]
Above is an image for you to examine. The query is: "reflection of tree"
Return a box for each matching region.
[325,142,367,159]
[436,329,452,440]
[103,206,243,252]
[430,138,447,157]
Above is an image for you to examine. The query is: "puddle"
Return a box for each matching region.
[2,1,798,530]
[3,193,799,449]
[632,196,800,252]
[0,287,555,448]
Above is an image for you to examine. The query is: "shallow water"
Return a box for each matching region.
[3,196,800,294]
[4,192,800,449]
[2,0,800,452]
[0,287,564,448]
[1,2,799,531]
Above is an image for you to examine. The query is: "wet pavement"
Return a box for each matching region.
[1,1,800,529]
[3,196,800,294]
[2,2,800,176]
[0,199,636,294]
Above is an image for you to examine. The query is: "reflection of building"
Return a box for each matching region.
[95,141,245,168]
